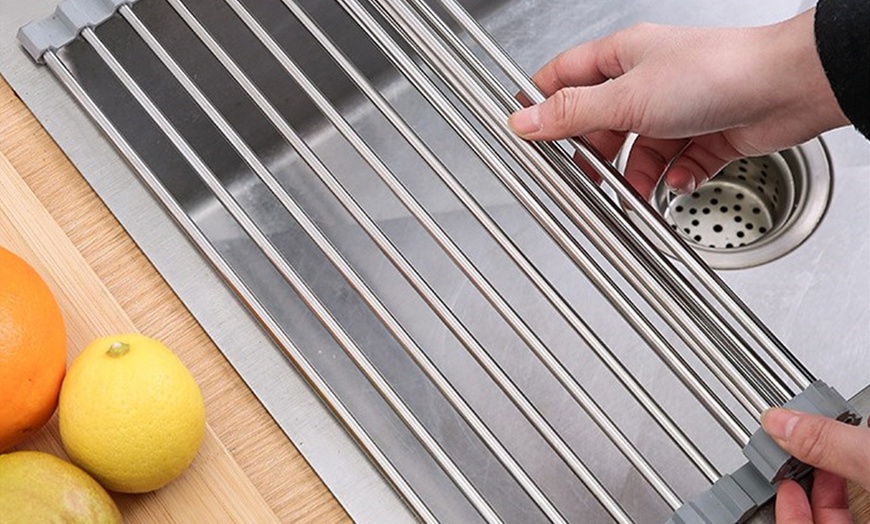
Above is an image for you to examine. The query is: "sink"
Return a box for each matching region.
[1,0,868,522]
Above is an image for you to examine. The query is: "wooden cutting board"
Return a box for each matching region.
[0,76,349,522]
[0,150,282,522]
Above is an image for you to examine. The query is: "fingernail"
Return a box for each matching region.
[508,105,542,136]
[665,175,695,195]
[761,408,800,441]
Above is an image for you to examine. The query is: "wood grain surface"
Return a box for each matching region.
[0,76,349,523]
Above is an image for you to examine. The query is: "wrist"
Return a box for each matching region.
[765,9,849,134]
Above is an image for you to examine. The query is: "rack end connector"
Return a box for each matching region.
[669,380,860,523]
[743,380,861,484]
[666,462,774,524]
[17,0,138,63]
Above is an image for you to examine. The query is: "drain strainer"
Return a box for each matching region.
[617,137,832,269]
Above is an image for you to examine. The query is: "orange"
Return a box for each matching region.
[0,247,67,451]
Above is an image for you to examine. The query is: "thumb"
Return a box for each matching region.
[761,408,870,490]
[508,83,624,141]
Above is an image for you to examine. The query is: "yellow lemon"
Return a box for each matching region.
[0,450,123,523]
[59,334,205,493]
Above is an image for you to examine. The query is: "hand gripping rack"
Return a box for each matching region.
[19,0,863,521]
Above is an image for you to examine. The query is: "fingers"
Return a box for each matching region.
[762,408,870,490]
[622,137,688,200]
[662,138,737,196]
[775,479,812,523]
[810,469,852,523]
[508,83,629,140]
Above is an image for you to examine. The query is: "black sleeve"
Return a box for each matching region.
[814,0,869,139]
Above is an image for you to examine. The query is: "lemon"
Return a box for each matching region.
[0,450,123,523]
[59,334,205,493]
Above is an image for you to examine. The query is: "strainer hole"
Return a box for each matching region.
[752,207,761,214]
[714,187,722,194]
[702,208,711,215]
[759,227,768,233]
[733,205,742,212]
[720,206,729,213]
[737,231,745,238]
[738,166,748,173]
[692,220,700,226]
[746,223,754,230]
[689,208,697,215]
[736,193,744,200]
[693,235,702,241]
[710,198,719,205]
[691,192,700,198]
[675,205,684,213]
[735,216,743,223]
[713,225,723,233]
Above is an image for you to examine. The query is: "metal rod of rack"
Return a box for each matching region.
[118,5,566,521]
[363,0,780,414]
[80,27,503,522]
[429,0,815,392]
[327,0,751,446]
[220,0,681,509]
[152,0,634,519]
[272,0,719,482]
[43,49,439,523]
[400,0,795,407]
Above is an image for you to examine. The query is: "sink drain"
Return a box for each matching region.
[616,137,832,269]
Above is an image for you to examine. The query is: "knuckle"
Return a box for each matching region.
[607,81,643,132]
[548,88,580,134]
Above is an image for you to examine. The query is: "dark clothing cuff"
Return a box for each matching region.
[814,0,870,138]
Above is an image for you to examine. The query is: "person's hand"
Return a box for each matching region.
[761,408,870,522]
[507,9,849,200]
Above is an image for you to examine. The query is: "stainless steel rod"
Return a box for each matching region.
[331,0,750,444]
[388,0,790,407]
[430,0,814,392]
[81,28,500,523]
[402,0,792,407]
[119,6,564,521]
[160,1,630,520]
[279,0,719,482]
[224,0,681,509]
[44,50,436,523]
[367,0,774,414]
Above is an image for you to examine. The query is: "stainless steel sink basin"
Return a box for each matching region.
[2,0,868,521]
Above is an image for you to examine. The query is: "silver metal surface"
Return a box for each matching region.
[2,0,869,522]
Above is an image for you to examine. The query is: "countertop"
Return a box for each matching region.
[0,74,349,522]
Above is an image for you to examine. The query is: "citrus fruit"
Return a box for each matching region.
[59,333,205,493]
[0,246,67,451]
[0,450,122,523]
